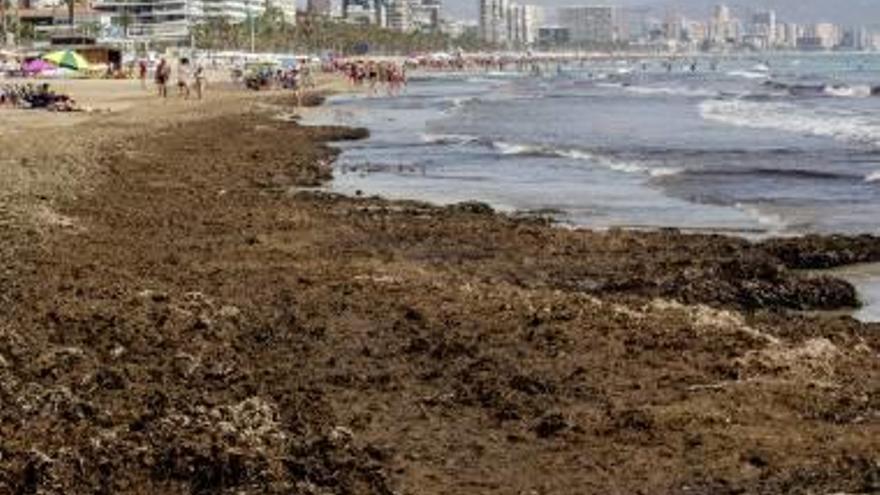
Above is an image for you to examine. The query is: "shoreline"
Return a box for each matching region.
[1,79,879,494]
[306,88,880,322]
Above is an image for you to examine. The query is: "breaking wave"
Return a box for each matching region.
[866,171,880,183]
[490,141,681,178]
[727,70,770,80]
[698,99,880,146]
[823,84,872,98]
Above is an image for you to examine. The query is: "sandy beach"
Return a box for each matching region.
[1,78,879,494]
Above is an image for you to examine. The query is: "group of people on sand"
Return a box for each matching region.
[0,82,82,112]
[335,60,407,96]
[140,57,206,100]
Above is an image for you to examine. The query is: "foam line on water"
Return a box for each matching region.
[625,86,718,98]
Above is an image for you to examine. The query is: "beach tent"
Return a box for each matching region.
[42,50,90,71]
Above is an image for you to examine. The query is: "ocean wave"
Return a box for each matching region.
[624,86,717,98]
[763,81,873,99]
[823,84,872,98]
[686,167,858,181]
[699,99,880,146]
[727,70,769,80]
[421,133,481,146]
[490,141,681,177]
[866,171,880,183]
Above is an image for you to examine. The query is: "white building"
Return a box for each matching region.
[343,0,385,26]
[479,0,540,46]
[410,0,440,32]
[201,0,265,23]
[386,0,411,31]
[708,3,738,45]
[515,4,541,45]
[93,0,204,41]
[480,0,509,45]
[744,10,775,49]
[557,6,620,45]
[93,0,291,42]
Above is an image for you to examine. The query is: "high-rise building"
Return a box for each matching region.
[778,22,800,49]
[386,0,410,31]
[748,10,776,48]
[410,0,440,32]
[93,0,205,40]
[708,3,737,45]
[479,0,509,44]
[557,6,620,45]
[479,0,539,46]
[343,0,384,26]
[621,7,649,43]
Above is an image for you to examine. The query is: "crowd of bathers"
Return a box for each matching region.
[0,82,81,111]
[332,60,407,95]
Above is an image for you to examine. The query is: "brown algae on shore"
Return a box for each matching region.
[0,80,879,494]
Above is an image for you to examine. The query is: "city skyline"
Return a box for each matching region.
[447,0,880,26]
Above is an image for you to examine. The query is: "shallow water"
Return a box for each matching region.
[304,54,880,315]
[828,263,880,322]
[307,54,880,237]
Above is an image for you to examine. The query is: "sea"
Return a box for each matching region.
[304,53,880,320]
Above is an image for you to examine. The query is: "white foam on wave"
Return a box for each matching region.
[625,85,717,98]
[493,141,683,178]
[866,171,880,183]
[699,99,880,146]
[727,70,770,80]
[735,203,789,233]
[823,85,872,98]
[492,140,538,155]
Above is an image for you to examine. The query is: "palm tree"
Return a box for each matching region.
[65,0,75,29]
[1,0,7,43]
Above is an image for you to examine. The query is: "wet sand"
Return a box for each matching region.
[1,79,879,494]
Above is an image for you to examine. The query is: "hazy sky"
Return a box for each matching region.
[443,0,880,26]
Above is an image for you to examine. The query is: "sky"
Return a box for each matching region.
[442,0,880,26]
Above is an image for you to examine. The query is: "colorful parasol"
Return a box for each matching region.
[42,50,90,71]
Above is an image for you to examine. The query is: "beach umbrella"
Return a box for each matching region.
[23,59,53,74]
[42,50,90,71]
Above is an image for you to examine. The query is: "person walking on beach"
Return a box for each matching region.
[155,58,170,98]
[138,59,148,90]
[193,64,206,100]
[177,58,191,99]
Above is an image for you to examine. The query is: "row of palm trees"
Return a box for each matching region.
[192,11,486,55]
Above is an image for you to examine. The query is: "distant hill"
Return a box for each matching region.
[443,0,880,27]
